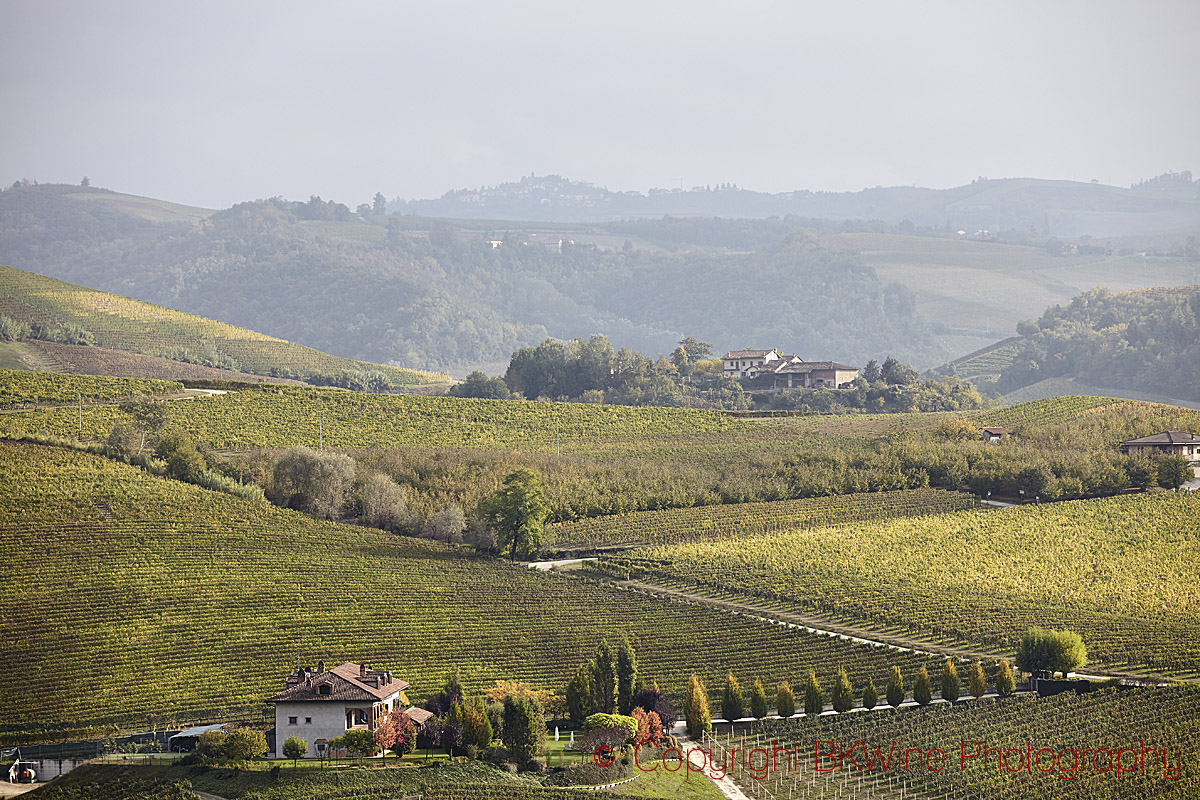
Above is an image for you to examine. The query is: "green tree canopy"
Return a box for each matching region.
[479,468,550,560]
[1016,627,1088,677]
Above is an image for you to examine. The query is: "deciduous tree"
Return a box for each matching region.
[684,674,711,736]
[479,468,550,560]
[282,735,306,766]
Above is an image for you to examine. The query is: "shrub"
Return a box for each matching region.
[832,668,855,713]
[776,681,795,718]
[914,667,932,706]
[969,662,987,699]
[862,678,878,710]
[749,679,768,720]
[803,672,824,717]
[941,659,960,703]
[720,672,744,721]
[996,659,1016,697]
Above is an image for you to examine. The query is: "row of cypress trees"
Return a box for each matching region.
[684,659,1017,734]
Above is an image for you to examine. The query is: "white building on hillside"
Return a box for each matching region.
[723,349,783,378]
[267,661,431,758]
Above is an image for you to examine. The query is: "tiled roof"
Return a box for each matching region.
[267,662,408,704]
[406,707,434,725]
[774,361,858,373]
[982,427,1011,435]
[723,349,776,359]
[1121,431,1200,445]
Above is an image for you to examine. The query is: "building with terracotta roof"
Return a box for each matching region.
[1120,431,1200,464]
[266,661,430,759]
[723,349,782,378]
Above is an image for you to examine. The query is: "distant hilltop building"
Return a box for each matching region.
[722,349,859,389]
[266,661,431,759]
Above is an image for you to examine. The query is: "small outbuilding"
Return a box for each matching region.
[168,723,227,752]
[981,427,1011,443]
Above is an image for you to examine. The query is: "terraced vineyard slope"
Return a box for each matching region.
[599,494,1200,675]
[0,441,951,743]
[0,265,447,386]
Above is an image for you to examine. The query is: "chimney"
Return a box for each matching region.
[360,663,366,677]
[318,660,325,673]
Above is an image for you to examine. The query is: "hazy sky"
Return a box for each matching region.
[3,0,1198,210]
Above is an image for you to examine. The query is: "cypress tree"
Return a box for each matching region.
[886,666,905,708]
[776,681,795,719]
[749,679,768,720]
[969,661,986,699]
[914,667,933,706]
[940,659,960,703]
[862,677,878,710]
[684,674,712,736]
[996,659,1016,697]
[803,671,824,717]
[721,672,744,722]
[832,667,854,713]
[566,662,595,726]
[616,638,639,715]
[592,640,616,714]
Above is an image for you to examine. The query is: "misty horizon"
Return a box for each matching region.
[2,0,1198,211]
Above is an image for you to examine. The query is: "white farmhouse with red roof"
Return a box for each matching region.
[266,661,432,758]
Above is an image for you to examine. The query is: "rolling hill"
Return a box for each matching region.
[0,264,447,387]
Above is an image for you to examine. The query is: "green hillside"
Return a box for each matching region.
[600,492,1200,675]
[0,265,447,387]
[992,285,1200,401]
[0,440,952,743]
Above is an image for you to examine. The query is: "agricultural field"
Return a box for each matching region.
[0,441,954,744]
[27,341,304,385]
[547,488,981,550]
[0,265,446,386]
[0,369,182,408]
[722,685,1200,800]
[942,336,1022,382]
[600,493,1200,675]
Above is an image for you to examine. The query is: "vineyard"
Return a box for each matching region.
[28,760,653,800]
[718,686,1200,799]
[943,336,1023,382]
[547,489,981,550]
[27,340,303,384]
[599,494,1200,675]
[0,369,182,408]
[0,265,446,385]
[0,441,953,743]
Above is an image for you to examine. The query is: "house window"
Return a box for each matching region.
[305,717,312,724]
[288,716,298,725]
[318,684,331,695]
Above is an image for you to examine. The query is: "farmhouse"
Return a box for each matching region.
[723,349,783,378]
[1120,431,1200,464]
[723,348,859,388]
[266,661,432,758]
